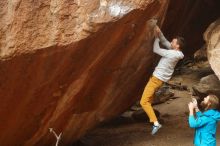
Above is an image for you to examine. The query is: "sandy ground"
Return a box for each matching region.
[77,62,220,146]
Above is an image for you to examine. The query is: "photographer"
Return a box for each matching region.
[188,95,220,146]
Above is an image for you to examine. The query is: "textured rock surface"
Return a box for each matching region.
[204,18,220,80]
[193,74,220,99]
[0,0,169,145]
[162,0,220,56]
[194,45,207,61]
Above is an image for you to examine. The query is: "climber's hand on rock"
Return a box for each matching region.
[154,26,161,37]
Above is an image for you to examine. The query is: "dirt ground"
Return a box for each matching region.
[78,62,220,146]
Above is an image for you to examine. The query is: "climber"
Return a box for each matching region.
[188,94,220,146]
[140,25,185,135]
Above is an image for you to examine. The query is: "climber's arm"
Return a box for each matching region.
[155,26,172,49]
[153,38,169,57]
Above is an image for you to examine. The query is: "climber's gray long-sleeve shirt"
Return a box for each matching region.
[153,33,184,82]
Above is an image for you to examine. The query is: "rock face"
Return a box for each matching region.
[162,0,220,55]
[0,0,169,145]
[193,74,220,97]
[204,18,220,80]
[194,45,207,61]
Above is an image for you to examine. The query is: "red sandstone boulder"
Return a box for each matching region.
[0,0,169,145]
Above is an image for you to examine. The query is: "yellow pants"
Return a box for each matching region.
[140,76,163,122]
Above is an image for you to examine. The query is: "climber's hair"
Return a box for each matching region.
[208,94,219,110]
[175,36,185,50]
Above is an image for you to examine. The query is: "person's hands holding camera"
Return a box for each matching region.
[192,97,200,112]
